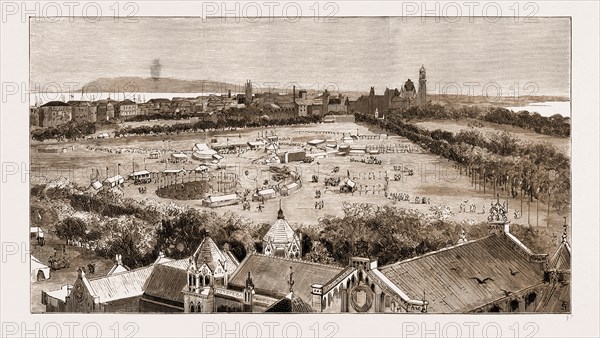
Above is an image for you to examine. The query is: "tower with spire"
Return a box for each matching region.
[418,64,427,106]
[263,202,302,259]
[183,232,240,313]
[244,79,253,104]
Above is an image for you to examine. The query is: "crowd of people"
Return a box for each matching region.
[459,202,485,214]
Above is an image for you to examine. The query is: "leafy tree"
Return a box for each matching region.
[55,217,87,245]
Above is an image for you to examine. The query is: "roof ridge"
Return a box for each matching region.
[87,264,153,281]
[379,235,495,270]
[252,252,344,269]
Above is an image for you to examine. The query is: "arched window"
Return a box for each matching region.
[190,302,195,312]
[526,292,537,306]
[196,303,202,312]
[510,299,519,312]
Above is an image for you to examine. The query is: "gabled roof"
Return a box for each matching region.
[142,264,188,305]
[193,143,217,154]
[107,263,130,275]
[192,236,238,273]
[378,235,545,313]
[87,265,155,303]
[228,253,344,302]
[548,241,571,271]
[265,292,315,313]
[84,257,187,304]
[104,175,124,183]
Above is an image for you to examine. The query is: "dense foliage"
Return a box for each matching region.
[32,121,96,142]
[114,114,322,137]
[32,180,557,270]
[55,217,87,245]
[386,103,570,138]
[356,112,571,212]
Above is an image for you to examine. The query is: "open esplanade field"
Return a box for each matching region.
[30,119,567,229]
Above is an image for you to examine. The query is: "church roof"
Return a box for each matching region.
[142,264,188,305]
[535,282,571,313]
[107,264,130,275]
[228,253,344,302]
[263,209,298,244]
[548,241,571,271]
[264,292,315,313]
[378,235,545,313]
[87,265,155,303]
[192,236,238,273]
[84,258,188,304]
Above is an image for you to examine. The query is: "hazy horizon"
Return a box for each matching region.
[31,17,571,96]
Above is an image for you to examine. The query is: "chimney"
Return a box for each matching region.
[311,284,324,312]
[228,89,231,98]
[293,86,296,103]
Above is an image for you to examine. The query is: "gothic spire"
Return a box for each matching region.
[277,200,285,220]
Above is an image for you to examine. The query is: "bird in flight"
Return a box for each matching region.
[500,289,513,297]
[471,277,494,284]
[509,268,520,276]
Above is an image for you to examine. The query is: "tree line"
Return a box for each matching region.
[31,121,96,142]
[356,112,571,213]
[113,114,322,137]
[386,103,570,138]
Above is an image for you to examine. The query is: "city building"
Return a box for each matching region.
[95,99,115,122]
[38,101,72,127]
[348,65,428,118]
[114,99,140,119]
[30,106,40,126]
[68,101,97,123]
[327,93,347,113]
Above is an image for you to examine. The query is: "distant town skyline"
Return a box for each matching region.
[31,17,570,96]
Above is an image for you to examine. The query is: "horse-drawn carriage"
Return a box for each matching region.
[48,252,70,271]
[340,179,357,193]
[324,177,341,187]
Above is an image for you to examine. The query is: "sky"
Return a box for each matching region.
[30,17,571,96]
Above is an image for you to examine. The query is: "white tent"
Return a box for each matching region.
[193,143,217,154]
[31,256,50,282]
[30,226,44,239]
[91,181,103,190]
